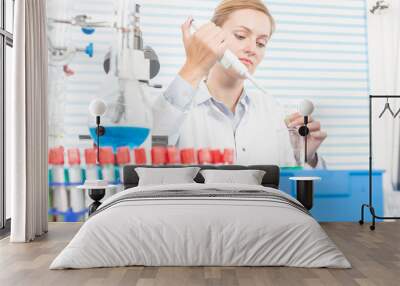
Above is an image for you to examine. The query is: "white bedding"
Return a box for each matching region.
[50,183,351,269]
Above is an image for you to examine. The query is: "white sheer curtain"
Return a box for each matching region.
[8,0,48,242]
[367,0,400,216]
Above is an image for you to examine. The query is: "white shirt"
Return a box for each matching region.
[152,75,325,168]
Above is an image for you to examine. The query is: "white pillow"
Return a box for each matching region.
[200,169,266,185]
[135,167,201,186]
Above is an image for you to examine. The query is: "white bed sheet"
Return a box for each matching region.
[50,183,351,269]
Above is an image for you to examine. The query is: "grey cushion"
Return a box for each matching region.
[135,167,201,186]
[200,169,266,185]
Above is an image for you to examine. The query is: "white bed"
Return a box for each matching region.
[50,183,351,269]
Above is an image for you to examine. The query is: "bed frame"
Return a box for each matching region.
[122,165,280,189]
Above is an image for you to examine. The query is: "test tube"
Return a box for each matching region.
[180,148,196,165]
[84,148,98,208]
[49,146,69,216]
[166,146,180,165]
[133,148,147,165]
[210,149,223,165]
[116,146,131,186]
[223,148,234,165]
[151,146,167,165]
[99,147,116,199]
[67,148,85,212]
[198,148,212,165]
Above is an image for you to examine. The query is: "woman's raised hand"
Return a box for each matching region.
[179,17,228,88]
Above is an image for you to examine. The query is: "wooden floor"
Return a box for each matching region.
[0,222,399,286]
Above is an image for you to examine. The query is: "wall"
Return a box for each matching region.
[367,0,400,216]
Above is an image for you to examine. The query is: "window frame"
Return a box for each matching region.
[0,0,14,233]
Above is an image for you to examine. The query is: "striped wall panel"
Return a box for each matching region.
[48,0,369,169]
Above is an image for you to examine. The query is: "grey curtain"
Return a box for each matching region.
[8,0,48,242]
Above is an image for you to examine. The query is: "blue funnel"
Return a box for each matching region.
[85,43,94,57]
[81,27,95,35]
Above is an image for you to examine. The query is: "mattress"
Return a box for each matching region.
[50,183,351,269]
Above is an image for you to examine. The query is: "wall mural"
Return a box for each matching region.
[47,0,371,221]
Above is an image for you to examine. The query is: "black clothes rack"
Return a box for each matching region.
[360,95,400,230]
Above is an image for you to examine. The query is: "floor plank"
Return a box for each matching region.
[0,222,399,286]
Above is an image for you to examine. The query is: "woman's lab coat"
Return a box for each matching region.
[152,76,323,167]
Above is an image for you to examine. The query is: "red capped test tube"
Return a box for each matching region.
[133,148,147,165]
[180,148,196,165]
[197,148,212,165]
[166,146,180,165]
[223,148,234,165]
[151,146,167,165]
[210,149,223,164]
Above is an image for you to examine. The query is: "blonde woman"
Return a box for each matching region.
[153,0,327,168]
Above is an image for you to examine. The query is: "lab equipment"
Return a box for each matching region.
[88,97,148,161]
[47,8,95,66]
[48,14,112,30]
[113,2,160,82]
[48,1,161,78]
[48,146,90,222]
[49,1,160,150]
[48,40,94,66]
[89,126,150,151]
[88,81,152,150]
[191,21,268,95]
[87,2,159,151]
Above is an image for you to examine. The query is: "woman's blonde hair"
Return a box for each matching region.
[211,0,275,35]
